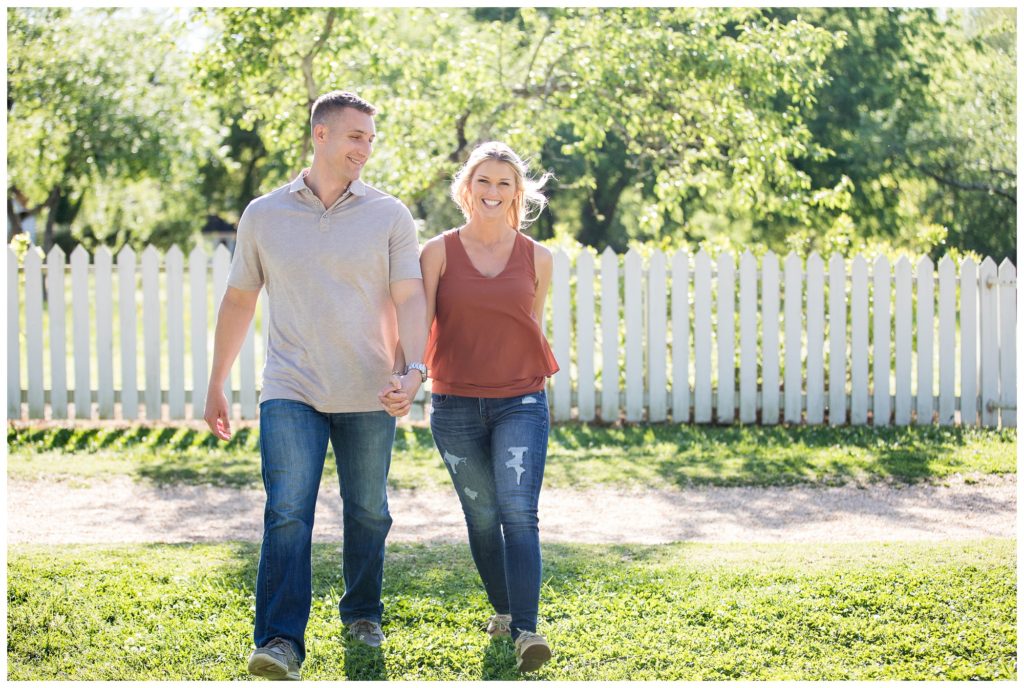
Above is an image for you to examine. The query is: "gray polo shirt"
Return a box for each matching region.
[228,171,422,412]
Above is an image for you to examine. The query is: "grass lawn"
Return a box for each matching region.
[6,422,1017,490]
[7,539,1015,680]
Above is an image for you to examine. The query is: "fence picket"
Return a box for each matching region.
[118,247,139,420]
[648,250,667,422]
[166,246,185,419]
[7,249,21,419]
[71,246,92,418]
[850,256,868,425]
[623,249,643,422]
[893,257,913,426]
[693,251,713,424]
[671,250,690,423]
[872,256,891,426]
[95,247,114,418]
[998,259,1016,427]
[978,257,999,427]
[738,251,757,424]
[937,257,957,426]
[828,254,847,426]
[716,252,735,424]
[189,247,208,420]
[142,246,162,421]
[783,253,802,424]
[600,248,619,422]
[24,250,44,418]
[761,252,780,424]
[47,247,68,419]
[576,250,596,421]
[806,253,825,424]
[551,249,572,421]
[916,257,935,424]
[960,258,978,426]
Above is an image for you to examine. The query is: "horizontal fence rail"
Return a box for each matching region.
[6,244,1017,428]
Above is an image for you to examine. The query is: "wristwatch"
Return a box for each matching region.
[405,362,428,383]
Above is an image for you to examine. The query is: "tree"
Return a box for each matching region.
[7,7,215,250]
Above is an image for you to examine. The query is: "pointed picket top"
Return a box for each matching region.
[94,245,113,264]
[784,251,802,272]
[764,249,778,264]
[894,254,912,272]
[624,247,642,268]
[214,242,232,263]
[142,243,161,262]
[47,245,66,263]
[851,253,867,273]
[829,252,845,272]
[960,255,977,273]
[873,253,890,275]
[695,247,711,262]
[740,250,756,270]
[189,244,208,262]
[117,244,136,263]
[672,248,689,271]
[716,250,735,270]
[807,251,823,271]
[916,254,934,276]
[24,246,42,270]
[998,257,1016,285]
[577,246,595,269]
[70,243,89,263]
[601,245,617,259]
[166,244,184,263]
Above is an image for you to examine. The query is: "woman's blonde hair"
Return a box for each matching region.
[450,141,552,231]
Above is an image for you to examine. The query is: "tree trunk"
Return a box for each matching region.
[42,186,59,252]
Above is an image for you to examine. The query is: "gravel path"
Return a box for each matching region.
[7,475,1015,545]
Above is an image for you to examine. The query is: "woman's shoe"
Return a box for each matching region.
[514,631,551,673]
[485,613,512,638]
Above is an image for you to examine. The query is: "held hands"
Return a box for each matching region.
[378,372,422,417]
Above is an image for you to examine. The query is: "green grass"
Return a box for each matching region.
[6,423,1017,490]
[7,539,1015,680]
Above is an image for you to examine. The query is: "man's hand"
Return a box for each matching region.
[377,372,422,417]
[204,388,232,440]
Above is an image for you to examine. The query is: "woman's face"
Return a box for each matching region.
[469,159,517,222]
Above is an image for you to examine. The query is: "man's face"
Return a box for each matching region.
[317,107,376,181]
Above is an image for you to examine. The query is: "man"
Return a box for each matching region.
[204,91,427,681]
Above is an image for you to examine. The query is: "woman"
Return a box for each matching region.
[402,141,558,672]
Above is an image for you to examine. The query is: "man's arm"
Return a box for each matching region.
[377,278,427,417]
[204,286,260,439]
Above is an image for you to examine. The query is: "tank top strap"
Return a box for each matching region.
[442,228,468,270]
[514,230,535,279]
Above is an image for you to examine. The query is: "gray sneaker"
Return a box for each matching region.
[485,613,512,639]
[248,637,301,681]
[514,631,551,673]
[347,619,386,648]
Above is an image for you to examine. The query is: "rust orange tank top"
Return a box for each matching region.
[425,228,559,397]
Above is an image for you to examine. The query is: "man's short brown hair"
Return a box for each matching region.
[310,91,377,131]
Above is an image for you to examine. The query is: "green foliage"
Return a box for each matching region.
[7,423,1016,490]
[7,540,1016,679]
[6,7,218,250]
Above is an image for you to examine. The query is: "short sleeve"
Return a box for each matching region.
[388,203,422,283]
[227,203,265,291]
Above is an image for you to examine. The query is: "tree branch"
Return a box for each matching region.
[912,163,1016,204]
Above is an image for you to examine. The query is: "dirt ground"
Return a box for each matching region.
[7,474,1015,545]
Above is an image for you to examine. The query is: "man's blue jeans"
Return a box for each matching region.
[428,390,549,640]
[254,399,396,662]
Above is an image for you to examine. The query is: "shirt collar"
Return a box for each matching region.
[288,169,367,197]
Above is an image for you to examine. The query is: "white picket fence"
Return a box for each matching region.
[6,243,1018,427]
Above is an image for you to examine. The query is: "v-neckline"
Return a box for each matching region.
[456,229,517,279]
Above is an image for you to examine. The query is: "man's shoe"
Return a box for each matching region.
[348,619,386,648]
[514,631,551,673]
[248,637,301,681]
[485,613,512,639]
